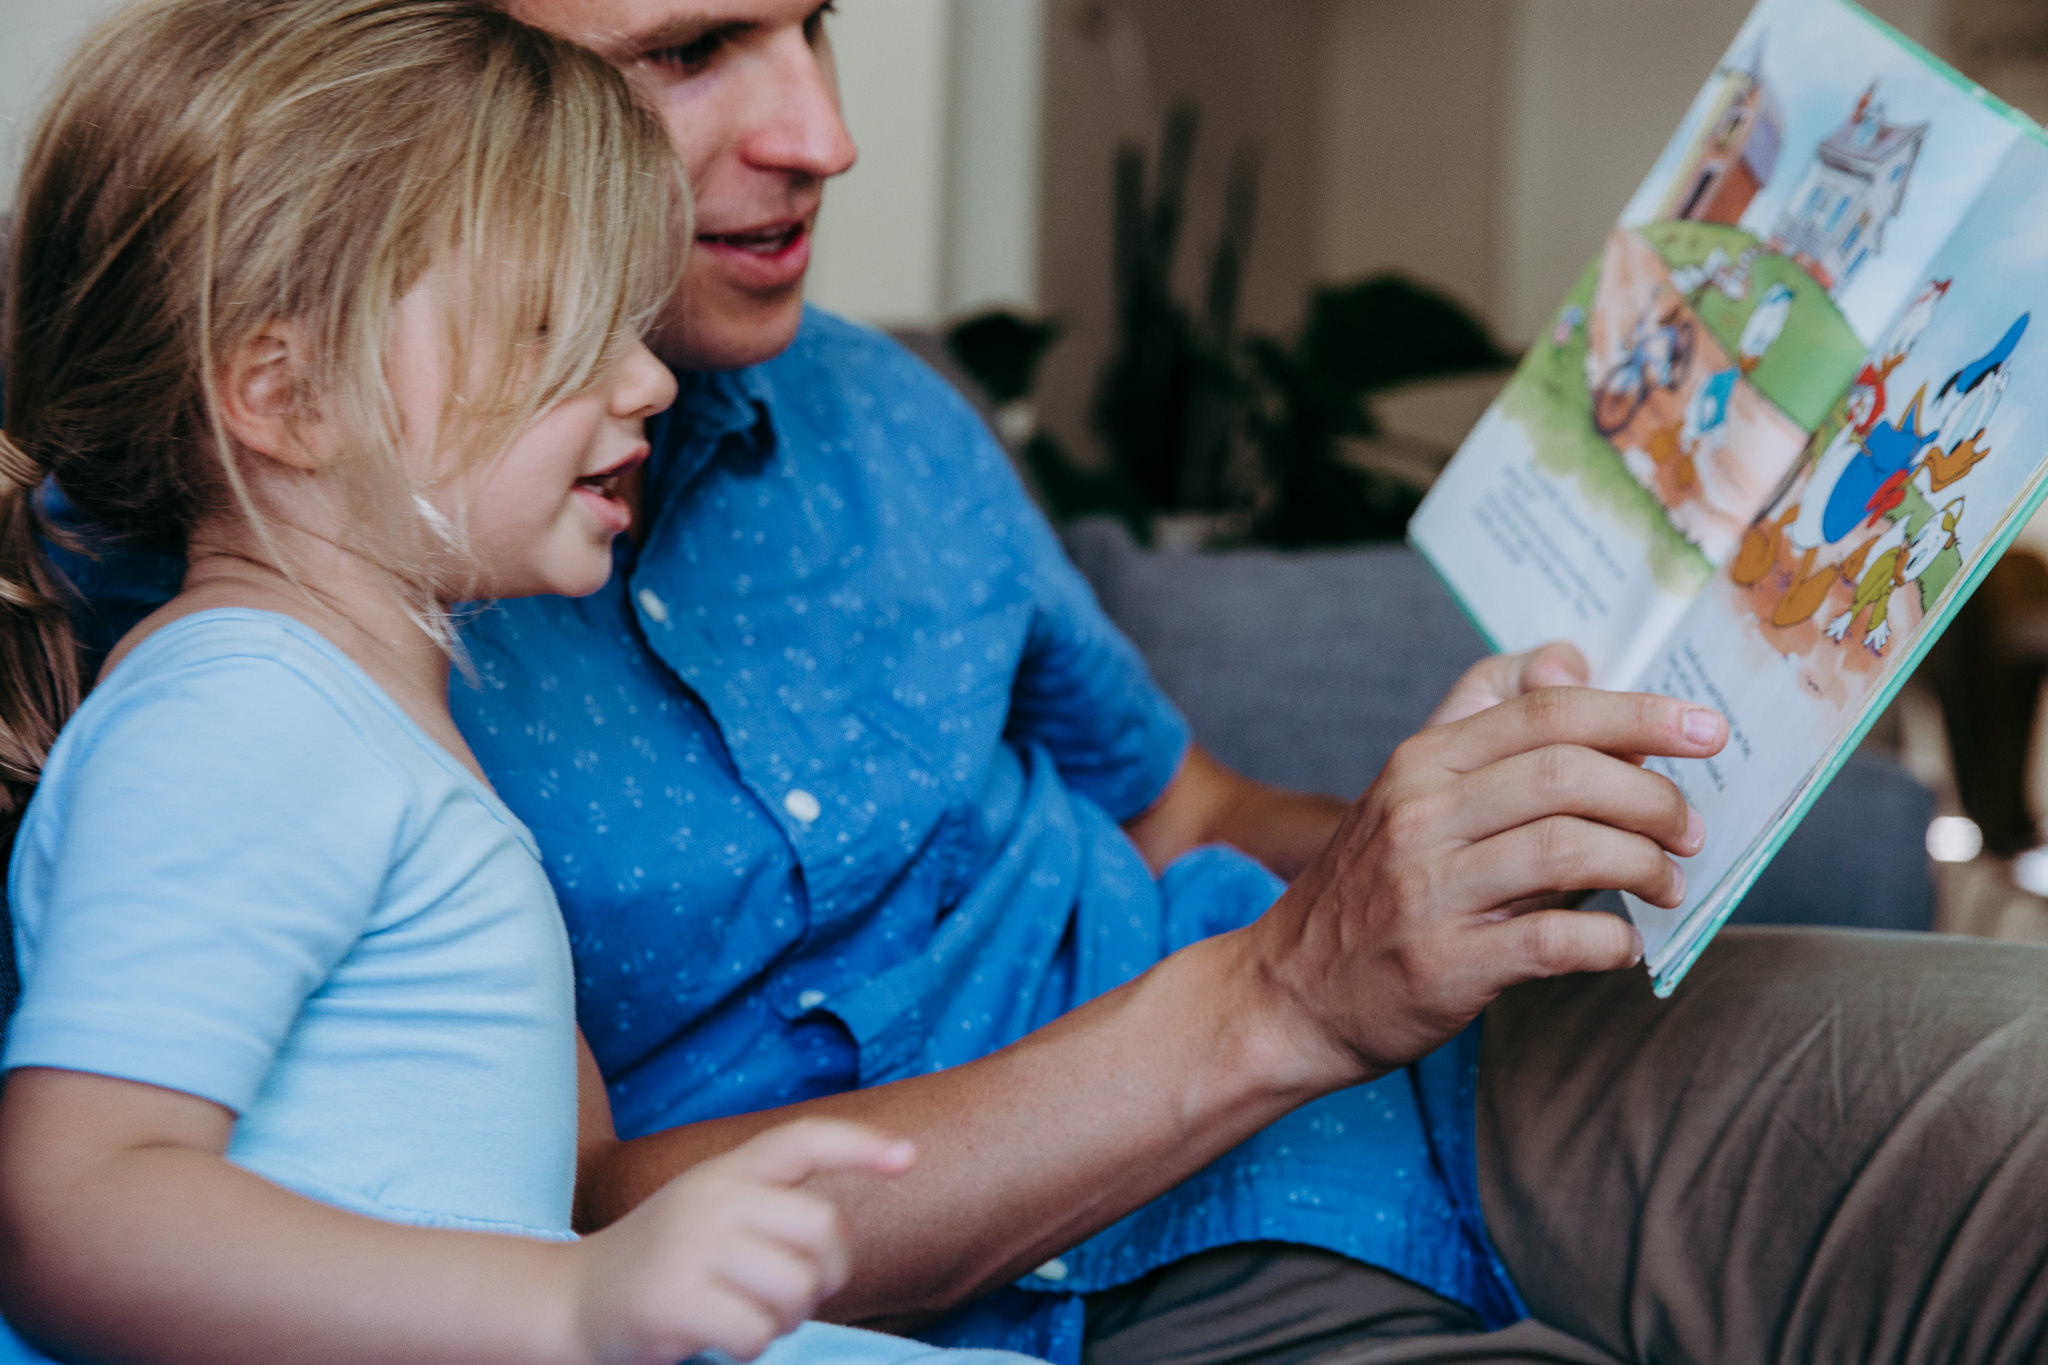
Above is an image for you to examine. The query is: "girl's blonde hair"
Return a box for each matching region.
[0,0,689,826]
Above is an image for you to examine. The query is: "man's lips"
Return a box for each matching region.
[696,217,812,290]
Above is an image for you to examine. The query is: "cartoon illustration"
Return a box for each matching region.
[1881,277,1950,364]
[1738,282,1797,370]
[1728,297,2025,682]
[1821,495,1965,654]
[1770,84,1927,291]
[1660,36,1785,226]
[1593,304,1697,437]
[1671,245,1765,301]
[1919,312,2027,493]
[1552,303,1586,347]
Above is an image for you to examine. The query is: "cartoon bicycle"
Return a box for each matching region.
[1592,306,1697,437]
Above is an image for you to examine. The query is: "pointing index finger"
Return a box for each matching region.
[728,1119,918,1187]
[1436,685,1726,774]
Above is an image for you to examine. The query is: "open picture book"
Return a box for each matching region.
[1410,0,2048,994]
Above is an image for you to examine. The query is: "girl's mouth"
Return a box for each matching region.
[573,449,646,534]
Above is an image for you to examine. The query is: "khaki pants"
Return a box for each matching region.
[1084,929,2048,1365]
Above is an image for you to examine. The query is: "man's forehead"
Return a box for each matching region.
[509,0,817,55]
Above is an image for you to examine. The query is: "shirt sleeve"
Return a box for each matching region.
[973,436,1191,824]
[4,650,409,1113]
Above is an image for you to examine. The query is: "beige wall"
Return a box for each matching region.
[1,0,131,209]
[1037,0,1326,473]
[806,0,1047,325]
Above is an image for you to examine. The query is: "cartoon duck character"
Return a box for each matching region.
[1728,279,1954,598]
[1818,386,1940,544]
[1737,283,1796,375]
[1878,278,1951,369]
[1661,364,1741,499]
[1919,312,2027,494]
[1823,496,1965,655]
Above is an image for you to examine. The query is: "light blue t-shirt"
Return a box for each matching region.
[3,609,579,1238]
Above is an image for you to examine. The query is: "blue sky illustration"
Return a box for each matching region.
[1618,0,2028,343]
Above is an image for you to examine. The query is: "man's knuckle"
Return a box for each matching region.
[1385,857,1437,915]
[1639,693,1680,745]
[1532,745,1576,801]
[1381,791,1441,850]
[1526,915,1579,972]
[1657,778,1690,831]
[1386,731,1440,779]
[1524,686,1571,738]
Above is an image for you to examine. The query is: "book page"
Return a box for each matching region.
[1411,0,2024,687]
[1625,133,2048,987]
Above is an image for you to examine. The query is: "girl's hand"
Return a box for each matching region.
[571,1119,916,1365]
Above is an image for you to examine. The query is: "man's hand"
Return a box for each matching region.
[1426,642,1593,728]
[1249,681,1723,1088]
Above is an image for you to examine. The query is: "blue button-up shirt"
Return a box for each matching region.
[48,308,1519,1360]
[452,311,1519,1355]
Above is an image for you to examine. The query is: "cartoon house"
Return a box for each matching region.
[1770,85,1926,291]
[1661,38,1784,226]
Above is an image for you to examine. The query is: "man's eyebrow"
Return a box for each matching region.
[615,11,755,55]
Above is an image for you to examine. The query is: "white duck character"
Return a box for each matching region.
[1738,283,1796,371]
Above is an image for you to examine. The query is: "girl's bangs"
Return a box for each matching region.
[454,46,687,439]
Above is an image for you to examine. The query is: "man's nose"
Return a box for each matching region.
[738,28,858,182]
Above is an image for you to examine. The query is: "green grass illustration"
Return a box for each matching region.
[1499,256,1713,596]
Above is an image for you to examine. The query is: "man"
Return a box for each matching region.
[49,1,2048,1360]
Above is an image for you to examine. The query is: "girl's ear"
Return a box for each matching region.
[217,325,337,472]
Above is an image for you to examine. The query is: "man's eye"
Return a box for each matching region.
[645,33,724,74]
[804,0,837,43]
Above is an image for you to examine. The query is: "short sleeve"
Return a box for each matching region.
[987,452,1191,823]
[4,650,408,1113]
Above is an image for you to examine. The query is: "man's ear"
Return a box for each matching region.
[216,325,336,472]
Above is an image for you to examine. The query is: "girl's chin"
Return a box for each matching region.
[473,553,616,602]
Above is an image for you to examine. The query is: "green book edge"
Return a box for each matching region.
[1406,532,1506,657]
[1837,0,2046,144]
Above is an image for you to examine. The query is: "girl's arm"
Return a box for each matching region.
[0,1066,910,1365]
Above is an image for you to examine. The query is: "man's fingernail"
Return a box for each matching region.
[1683,708,1720,745]
[1630,927,1646,966]
[1686,807,1705,849]
[1669,862,1687,904]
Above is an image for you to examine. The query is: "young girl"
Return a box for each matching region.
[0,4,1011,1363]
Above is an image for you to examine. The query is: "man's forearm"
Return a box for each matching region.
[1125,745,1346,880]
[575,931,1350,1332]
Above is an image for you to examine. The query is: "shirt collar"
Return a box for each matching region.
[644,362,777,519]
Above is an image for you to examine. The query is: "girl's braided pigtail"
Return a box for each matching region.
[0,431,79,833]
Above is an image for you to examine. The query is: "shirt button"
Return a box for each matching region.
[783,788,822,824]
[636,587,669,623]
[797,989,827,1011]
[1033,1259,1069,1283]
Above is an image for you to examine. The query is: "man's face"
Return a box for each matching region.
[508,0,857,371]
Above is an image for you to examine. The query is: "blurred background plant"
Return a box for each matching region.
[948,101,1514,548]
